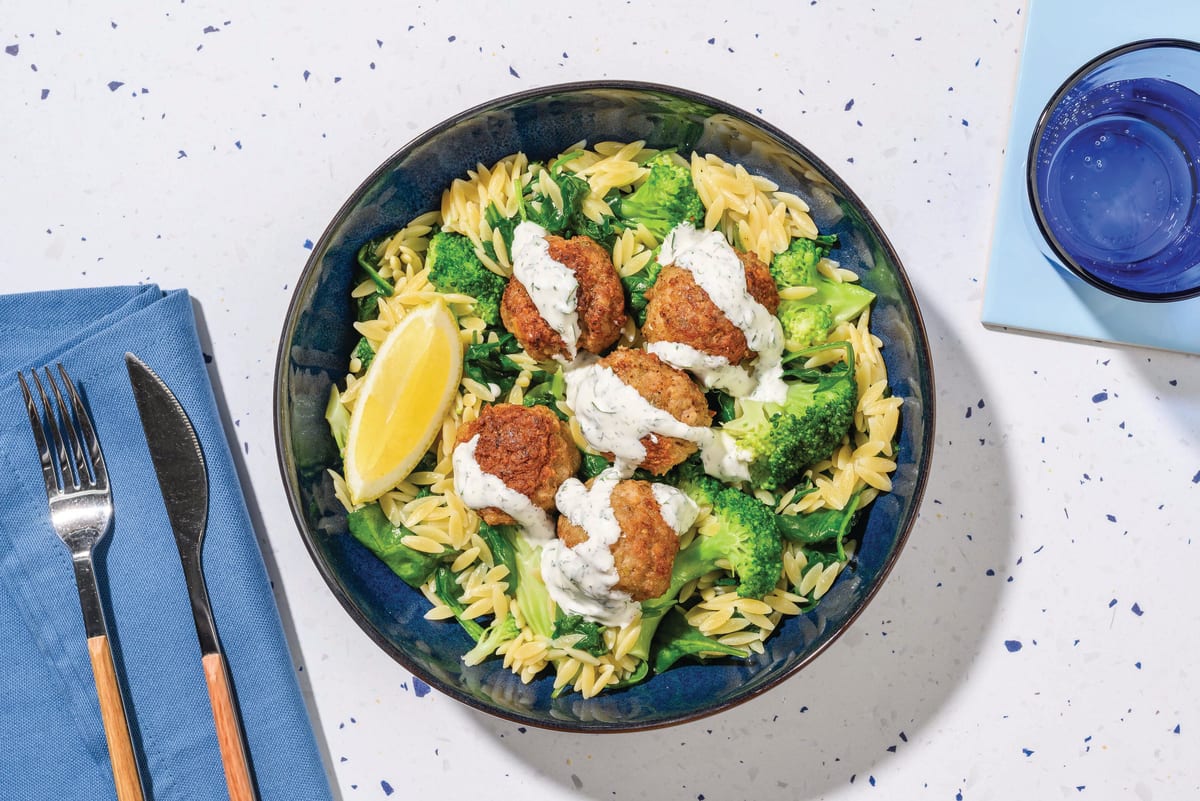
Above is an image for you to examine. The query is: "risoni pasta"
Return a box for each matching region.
[328,141,902,698]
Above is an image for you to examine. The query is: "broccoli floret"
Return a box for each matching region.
[612,152,704,240]
[778,301,835,349]
[670,475,784,600]
[770,235,834,288]
[718,342,858,491]
[770,236,876,340]
[426,230,507,325]
[629,470,783,664]
[463,613,521,666]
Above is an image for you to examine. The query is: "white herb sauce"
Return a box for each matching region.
[451,434,555,541]
[656,223,788,403]
[650,483,701,535]
[564,357,709,476]
[512,220,579,359]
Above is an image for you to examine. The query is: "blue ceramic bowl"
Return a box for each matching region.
[274,82,935,732]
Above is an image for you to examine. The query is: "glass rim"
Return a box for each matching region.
[1026,37,1200,303]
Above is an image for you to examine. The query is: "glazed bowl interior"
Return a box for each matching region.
[275,82,934,731]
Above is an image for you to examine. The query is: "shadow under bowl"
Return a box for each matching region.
[273,81,935,732]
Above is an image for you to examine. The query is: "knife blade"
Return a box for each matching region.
[125,352,259,801]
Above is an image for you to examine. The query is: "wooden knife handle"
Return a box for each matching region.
[202,652,257,801]
[86,635,145,801]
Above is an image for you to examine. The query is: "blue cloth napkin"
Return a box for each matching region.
[0,285,333,801]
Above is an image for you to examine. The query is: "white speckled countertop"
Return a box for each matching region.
[5,1,1198,798]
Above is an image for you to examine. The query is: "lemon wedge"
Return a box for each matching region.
[344,301,463,504]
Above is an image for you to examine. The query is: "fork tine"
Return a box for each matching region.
[57,363,108,491]
[43,367,92,489]
[18,372,61,496]
[30,370,75,490]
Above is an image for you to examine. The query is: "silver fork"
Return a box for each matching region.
[19,365,146,801]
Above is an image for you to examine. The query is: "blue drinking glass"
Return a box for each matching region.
[1029,39,1200,301]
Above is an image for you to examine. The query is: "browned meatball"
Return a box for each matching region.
[501,234,627,362]
[454,403,580,526]
[557,479,680,601]
[641,250,780,364]
[600,348,713,475]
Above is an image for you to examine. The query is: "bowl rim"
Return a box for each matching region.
[1025,37,1200,303]
[273,79,936,732]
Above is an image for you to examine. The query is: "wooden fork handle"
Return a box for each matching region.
[87,635,145,801]
[202,651,257,801]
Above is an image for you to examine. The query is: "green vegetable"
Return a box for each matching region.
[620,258,662,327]
[477,522,519,593]
[523,164,590,234]
[355,238,395,296]
[463,332,523,397]
[510,527,556,639]
[578,452,612,481]
[769,234,838,288]
[776,492,861,563]
[521,368,567,420]
[552,614,608,657]
[426,230,507,325]
[770,236,875,348]
[612,152,704,240]
[718,342,858,491]
[463,613,520,666]
[651,608,748,673]
[356,290,385,322]
[324,386,350,457]
[346,503,442,589]
[778,302,834,349]
[568,211,622,250]
[353,337,376,371]
[433,566,485,641]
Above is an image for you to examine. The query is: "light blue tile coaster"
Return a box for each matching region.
[982,0,1200,354]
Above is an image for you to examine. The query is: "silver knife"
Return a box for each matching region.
[125,352,259,801]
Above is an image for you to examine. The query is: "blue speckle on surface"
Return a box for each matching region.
[303,239,313,249]
[303,69,311,81]
[1106,514,1117,522]
[1175,724,1181,734]
[1109,598,1118,608]
[1192,469,1200,483]
[381,780,394,796]
[40,89,49,99]
[509,66,520,78]
[1092,391,1108,403]
[1023,748,1034,756]
[107,80,124,92]
[1005,640,1023,652]
[707,37,715,44]
[845,98,855,111]
[962,118,969,126]
[413,676,431,697]
[203,24,219,33]
[5,44,18,56]
[1132,602,1144,616]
